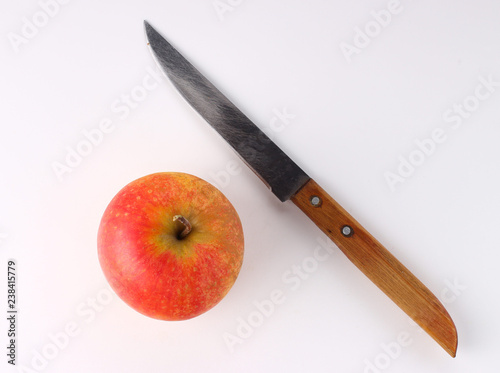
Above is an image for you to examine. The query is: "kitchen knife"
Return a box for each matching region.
[144,21,458,357]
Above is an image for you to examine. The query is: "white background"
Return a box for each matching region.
[1,0,500,372]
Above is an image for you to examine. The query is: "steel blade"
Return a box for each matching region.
[145,21,310,201]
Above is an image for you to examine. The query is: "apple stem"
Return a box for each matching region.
[173,215,192,239]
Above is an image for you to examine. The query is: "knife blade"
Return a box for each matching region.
[144,21,458,357]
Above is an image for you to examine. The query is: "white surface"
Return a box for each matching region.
[1,0,500,372]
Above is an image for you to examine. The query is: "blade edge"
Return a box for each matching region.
[144,21,310,201]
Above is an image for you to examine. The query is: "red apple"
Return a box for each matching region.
[97,172,244,320]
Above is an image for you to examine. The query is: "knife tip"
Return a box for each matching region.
[143,20,156,45]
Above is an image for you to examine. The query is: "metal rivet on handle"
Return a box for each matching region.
[341,225,353,237]
[310,196,322,207]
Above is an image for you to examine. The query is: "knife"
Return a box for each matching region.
[144,21,458,357]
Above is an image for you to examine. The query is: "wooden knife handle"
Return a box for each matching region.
[290,178,457,357]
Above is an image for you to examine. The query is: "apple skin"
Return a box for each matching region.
[97,172,244,321]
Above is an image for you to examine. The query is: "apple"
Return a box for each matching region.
[97,172,244,321]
